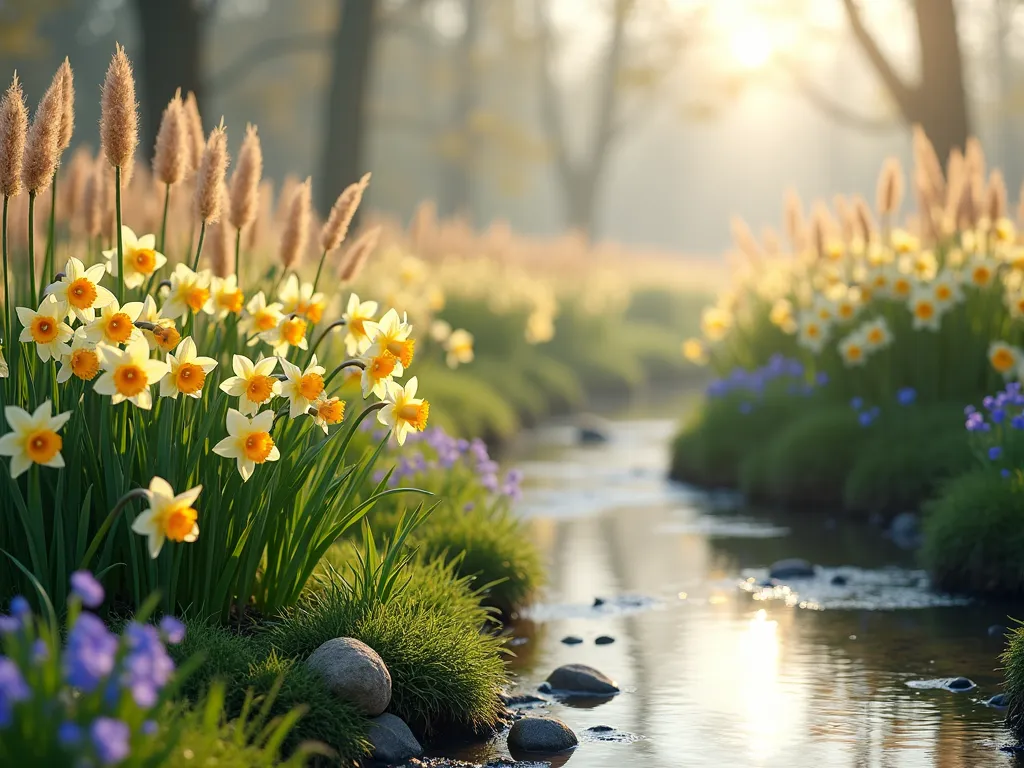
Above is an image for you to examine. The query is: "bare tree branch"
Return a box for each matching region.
[778,58,899,133]
[208,33,331,93]
[840,0,916,117]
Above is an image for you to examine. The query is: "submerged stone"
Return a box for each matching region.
[368,713,422,763]
[592,597,606,607]
[507,717,578,753]
[546,663,619,696]
[305,637,392,715]
[987,693,1010,709]
[769,558,815,579]
[947,676,976,692]
[561,635,584,645]
[595,635,615,645]
[888,512,922,549]
[502,693,549,708]
[830,575,849,586]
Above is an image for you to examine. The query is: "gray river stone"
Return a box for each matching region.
[507,717,578,753]
[987,693,1010,709]
[768,558,815,579]
[305,637,391,715]
[546,664,620,695]
[595,635,615,645]
[560,635,583,645]
[368,713,422,763]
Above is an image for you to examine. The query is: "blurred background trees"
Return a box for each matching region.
[2,0,1024,252]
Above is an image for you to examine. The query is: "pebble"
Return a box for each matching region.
[830,575,848,586]
[987,693,1010,709]
[946,677,976,692]
[595,635,615,645]
[507,717,578,753]
[546,664,620,696]
[768,558,815,579]
[561,635,584,645]
[593,597,606,607]
[368,713,422,763]
[304,637,391,715]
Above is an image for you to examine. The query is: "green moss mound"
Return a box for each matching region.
[921,468,1024,595]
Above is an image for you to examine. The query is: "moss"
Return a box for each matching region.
[921,468,1024,595]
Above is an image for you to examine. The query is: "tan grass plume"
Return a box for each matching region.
[57,58,74,152]
[339,226,381,283]
[783,188,805,251]
[183,92,204,173]
[229,123,262,230]
[60,146,91,227]
[729,216,760,263]
[152,89,187,186]
[852,196,876,243]
[209,184,234,277]
[279,176,311,270]
[875,157,904,216]
[194,121,229,224]
[22,73,63,193]
[0,74,28,198]
[321,172,370,253]
[986,169,1007,223]
[100,44,138,169]
[912,125,945,202]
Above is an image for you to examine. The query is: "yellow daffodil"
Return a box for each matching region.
[931,270,963,310]
[989,341,1021,378]
[700,306,731,342]
[908,290,941,331]
[219,354,281,415]
[278,274,326,323]
[212,408,280,481]
[445,329,474,369]
[769,299,797,334]
[343,293,378,355]
[137,295,180,352]
[888,270,914,300]
[103,226,167,289]
[57,330,103,384]
[1007,290,1024,318]
[279,355,326,417]
[17,295,74,362]
[890,229,919,255]
[240,291,285,345]
[94,338,169,410]
[861,317,892,350]
[310,392,345,434]
[0,401,71,478]
[682,338,708,365]
[525,310,555,344]
[367,309,415,368]
[211,275,245,319]
[430,319,452,343]
[83,300,144,347]
[901,250,937,282]
[797,311,829,354]
[131,476,201,558]
[46,257,116,323]
[832,290,860,324]
[865,268,890,296]
[378,376,429,446]
[160,336,218,400]
[260,315,308,356]
[361,345,404,399]
[995,217,1017,244]
[161,263,214,321]
[838,332,868,367]
[966,257,998,289]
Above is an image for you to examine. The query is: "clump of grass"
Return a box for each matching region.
[416,363,519,441]
[921,468,1024,594]
[1002,622,1024,742]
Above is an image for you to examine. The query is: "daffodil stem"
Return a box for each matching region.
[27,192,36,308]
[159,183,170,254]
[324,357,365,388]
[190,221,206,272]
[2,195,10,353]
[308,319,347,363]
[80,487,149,570]
[43,171,57,300]
[235,228,243,287]
[312,248,328,295]
[115,166,125,304]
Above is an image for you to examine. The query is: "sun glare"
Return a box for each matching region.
[728,23,774,69]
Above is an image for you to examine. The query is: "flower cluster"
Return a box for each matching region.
[850,386,917,427]
[706,355,827,414]
[963,382,1024,481]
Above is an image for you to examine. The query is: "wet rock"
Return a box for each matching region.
[987,694,1010,709]
[989,625,1007,639]
[546,664,620,696]
[577,415,610,445]
[830,575,848,586]
[586,725,614,733]
[537,682,552,694]
[502,693,548,708]
[888,512,922,549]
[368,713,422,763]
[947,677,976,692]
[768,558,815,579]
[507,717,578,753]
[305,637,391,715]
[561,635,583,645]
[592,597,606,607]
[595,635,615,645]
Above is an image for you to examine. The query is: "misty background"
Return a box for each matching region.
[0,0,1015,254]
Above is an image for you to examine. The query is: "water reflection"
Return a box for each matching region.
[438,418,1018,767]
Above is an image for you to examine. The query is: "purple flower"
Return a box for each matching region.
[463,501,476,512]
[58,721,83,746]
[989,446,1004,461]
[31,639,48,664]
[9,596,29,619]
[70,571,105,609]
[966,412,988,432]
[91,718,130,765]
[141,720,158,736]
[158,616,186,645]
[814,371,828,386]
[1012,415,1024,430]
[965,405,977,416]
[1003,468,1012,479]
[120,622,175,707]
[992,408,1007,425]
[64,613,118,692]
[858,407,880,428]
[0,616,20,634]
[469,439,490,466]
[897,387,917,406]
[481,473,499,493]
[0,657,30,727]
[850,397,864,411]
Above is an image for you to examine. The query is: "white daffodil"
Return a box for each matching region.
[989,341,1022,379]
[240,291,285,346]
[57,330,104,384]
[212,409,280,482]
[219,354,281,415]
[908,290,942,332]
[278,273,326,323]
[17,294,74,362]
[160,263,214,321]
[93,338,169,410]
[445,329,474,369]
[103,226,167,289]
[342,293,378,355]
[131,476,201,558]
[0,344,7,378]
[366,308,415,368]
[360,342,404,399]
[259,314,308,356]
[46,257,116,323]
[83,300,144,347]
[137,294,180,353]
[838,331,868,367]
[377,377,429,446]
[860,317,893,351]
[211,275,245,320]
[160,336,218,399]
[310,392,345,434]
[0,401,71,478]
[279,355,326,417]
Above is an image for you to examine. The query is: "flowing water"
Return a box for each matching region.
[436,414,1021,768]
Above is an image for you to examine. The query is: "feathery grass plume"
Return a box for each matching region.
[274,175,300,223]
[956,170,981,231]
[729,216,760,263]
[229,123,262,230]
[320,172,370,253]
[245,179,273,251]
[875,157,904,216]
[810,202,832,260]
[57,57,74,152]
[912,125,945,202]
[195,121,229,224]
[783,188,806,252]
[100,44,138,169]
[964,136,985,182]
[22,73,62,193]
[943,149,965,233]
[153,89,187,186]
[914,171,940,244]
[0,74,28,198]
[183,91,204,173]
[279,176,311,270]
[986,169,1007,223]
[60,145,90,227]
[209,184,234,277]
[760,226,781,256]
[832,195,855,243]
[852,196,876,243]
[339,225,381,283]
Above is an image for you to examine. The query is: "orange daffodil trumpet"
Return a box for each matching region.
[311,393,345,433]
[161,263,214,321]
[0,401,71,478]
[278,273,326,324]
[213,409,280,481]
[103,226,167,289]
[279,356,326,417]
[47,257,116,323]
[219,354,281,415]
[160,336,218,399]
[131,476,201,558]
[83,300,144,346]
[57,330,103,383]
[378,377,430,446]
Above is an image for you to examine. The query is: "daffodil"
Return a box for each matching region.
[137,295,180,352]
[94,338,169,410]
[0,401,71,478]
[0,344,7,378]
[83,300,144,347]
[901,250,937,281]
[310,392,345,434]
[211,275,245,319]
[838,332,868,367]
[212,409,280,481]
[161,263,214,321]
[966,257,998,290]
[832,289,860,324]
[930,270,963,310]
[989,341,1021,378]
[279,356,326,417]
[361,345,404,399]
[131,476,200,558]
[57,331,103,384]
[160,336,218,399]
[682,338,708,365]
[445,329,474,368]
[219,354,281,415]
[343,293,378,355]
[994,217,1016,244]
[887,269,914,301]
[700,306,731,342]
[365,309,415,368]
[769,299,797,334]
[46,257,116,323]
[908,290,941,331]
[17,295,74,362]
[278,274,326,323]
[240,291,285,345]
[891,229,920,255]
[430,319,452,343]
[103,226,167,289]
[797,311,829,354]
[378,377,429,446]
[259,315,308,355]
[861,317,893,350]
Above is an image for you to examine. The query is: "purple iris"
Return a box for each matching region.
[70,571,105,609]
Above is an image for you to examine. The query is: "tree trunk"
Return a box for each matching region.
[439,0,481,222]
[317,0,378,216]
[911,0,968,162]
[564,172,597,236]
[133,0,204,159]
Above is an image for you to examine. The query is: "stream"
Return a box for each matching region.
[434,412,1020,767]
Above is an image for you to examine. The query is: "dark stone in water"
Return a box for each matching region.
[546,664,620,696]
[888,512,922,549]
[769,558,815,579]
[947,677,976,692]
[595,635,615,645]
[561,635,583,645]
[989,625,1007,638]
[987,694,1010,709]
[502,693,548,708]
[507,716,578,753]
[830,575,848,586]
[592,597,606,607]
[367,713,422,763]
[537,682,552,694]
[586,725,615,733]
